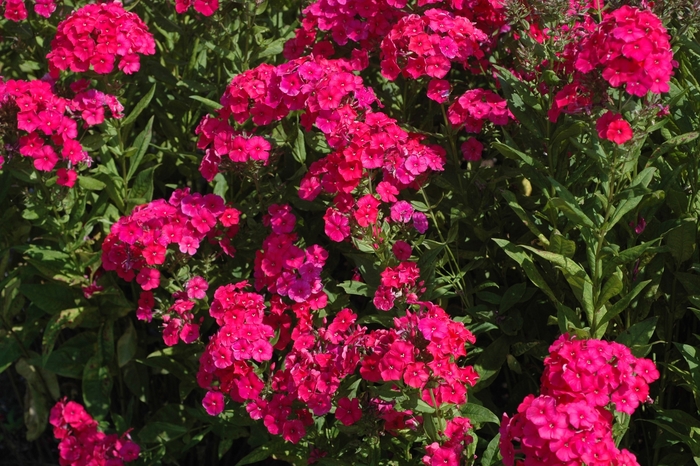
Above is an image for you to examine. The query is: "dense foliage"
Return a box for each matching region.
[1,0,700,465]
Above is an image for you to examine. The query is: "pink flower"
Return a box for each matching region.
[606,118,634,144]
[186,276,209,300]
[427,79,451,103]
[461,137,483,161]
[136,268,160,290]
[282,419,305,444]
[323,208,350,242]
[33,146,58,171]
[390,201,414,223]
[180,323,200,344]
[392,240,412,260]
[179,236,200,255]
[56,168,78,187]
[413,212,429,234]
[335,398,362,426]
[596,111,633,144]
[202,391,225,416]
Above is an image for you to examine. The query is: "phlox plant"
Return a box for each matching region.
[1,0,700,465]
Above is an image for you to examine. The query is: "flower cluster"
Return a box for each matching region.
[101,189,241,287]
[50,399,140,466]
[158,275,211,346]
[361,302,479,402]
[575,6,674,97]
[423,416,474,466]
[47,2,156,75]
[380,10,487,85]
[197,285,479,449]
[198,282,275,411]
[254,204,328,306]
[547,82,594,123]
[1,0,55,21]
[0,78,123,186]
[197,54,445,243]
[175,0,218,16]
[197,286,366,441]
[596,111,633,145]
[447,88,513,133]
[287,0,506,61]
[499,334,659,465]
[373,261,425,310]
[291,0,405,52]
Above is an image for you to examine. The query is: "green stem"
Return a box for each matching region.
[591,147,620,333]
[418,187,469,309]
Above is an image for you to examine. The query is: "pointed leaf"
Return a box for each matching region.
[616,317,658,357]
[126,115,154,181]
[117,321,137,368]
[548,234,576,258]
[292,126,306,164]
[598,280,651,327]
[501,190,549,246]
[121,83,156,127]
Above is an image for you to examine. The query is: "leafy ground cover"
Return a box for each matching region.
[1,0,700,465]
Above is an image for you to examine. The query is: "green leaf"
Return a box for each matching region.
[257,38,286,59]
[473,336,510,391]
[42,308,85,358]
[673,344,700,411]
[499,283,527,313]
[598,280,651,328]
[414,399,436,414]
[480,433,501,466]
[98,321,115,365]
[218,438,234,460]
[43,332,96,379]
[630,167,657,188]
[548,178,596,229]
[121,83,156,127]
[292,126,306,164]
[138,421,188,443]
[78,176,107,191]
[460,402,500,427]
[20,283,76,315]
[189,95,223,111]
[123,361,148,403]
[337,280,371,297]
[82,354,112,420]
[549,197,596,230]
[16,357,60,400]
[604,242,666,276]
[117,321,138,368]
[550,121,586,155]
[522,246,595,324]
[0,334,22,372]
[608,193,644,230]
[666,219,697,264]
[548,234,576,258]
[235,440,285,466]
[616,317,658,357]
[492,142,545,170]
[23,384,48,441]
[493,239,559,305]
[651,131,699,158]
[127,165,157,211]
[126,116,154,182]
[493,65,543,137]
[596,274,623,310]
[501,190,549,246]
[139,353,190,381]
